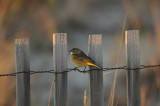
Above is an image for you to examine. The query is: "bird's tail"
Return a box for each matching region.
[86,62,102,69]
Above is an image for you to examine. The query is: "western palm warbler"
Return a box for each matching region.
[70,48,101,68]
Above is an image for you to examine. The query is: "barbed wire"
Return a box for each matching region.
[0,64,160,77]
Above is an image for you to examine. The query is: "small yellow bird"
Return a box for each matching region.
[70,48,101,69]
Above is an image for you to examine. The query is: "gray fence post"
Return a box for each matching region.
[53,33,68,106]
[88,34,104,106]
[15,38,30,106]
[125,30,141,106]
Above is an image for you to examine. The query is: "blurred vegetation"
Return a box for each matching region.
[0,0,160,106]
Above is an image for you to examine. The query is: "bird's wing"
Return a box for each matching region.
[88,56,95,63]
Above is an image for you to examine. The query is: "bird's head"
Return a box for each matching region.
[69,48,82,55]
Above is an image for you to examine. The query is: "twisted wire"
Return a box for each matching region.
[0,65,160,77]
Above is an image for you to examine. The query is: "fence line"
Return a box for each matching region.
[1,65,160,77]
[1,30,160,106]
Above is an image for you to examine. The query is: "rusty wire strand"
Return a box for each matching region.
[0,65,160,77]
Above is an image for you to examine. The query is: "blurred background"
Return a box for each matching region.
[0,0,160,106]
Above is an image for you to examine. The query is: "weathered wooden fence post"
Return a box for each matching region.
[15,38,30,106]
[88,34,104,106]
[125,30,141,106]
[53,33,68,106]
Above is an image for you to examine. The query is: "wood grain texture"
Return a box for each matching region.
[88,34,104,106]
[15,38,30,106]
[125,30,141,106]
[53,33,68,106]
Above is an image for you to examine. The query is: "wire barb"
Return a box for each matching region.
[0,64,160,77]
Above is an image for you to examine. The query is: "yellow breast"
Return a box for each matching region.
[70,54,88,67]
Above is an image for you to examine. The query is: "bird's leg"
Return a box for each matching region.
[74,67,79,70]
[75,67,79,69]
[73,67,79,72]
